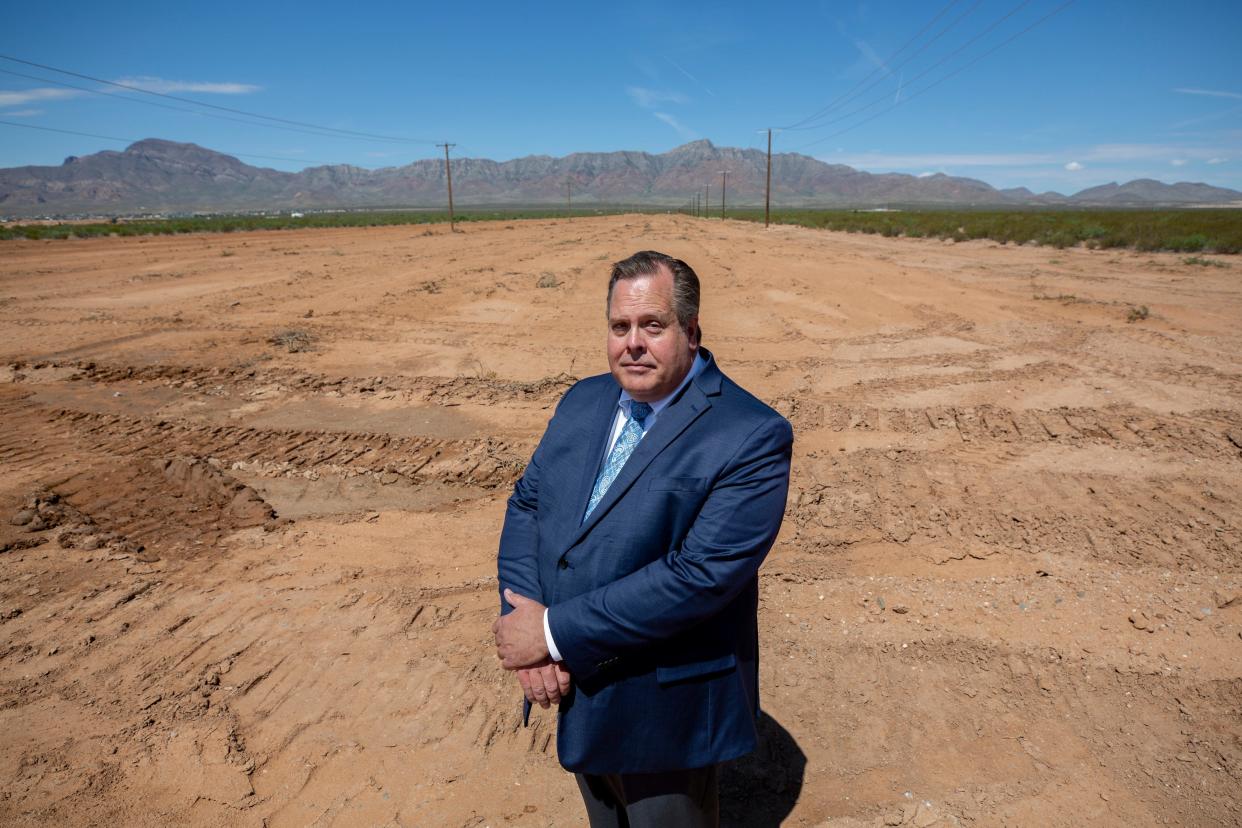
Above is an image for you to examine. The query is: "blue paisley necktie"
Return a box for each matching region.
[584,401,652,521]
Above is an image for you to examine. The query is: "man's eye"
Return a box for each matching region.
[645,322,663,332]
[612,324,628,334]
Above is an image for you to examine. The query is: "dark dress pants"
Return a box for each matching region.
[574,764,719,827]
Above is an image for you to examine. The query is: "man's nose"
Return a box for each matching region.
[625,327,646,353]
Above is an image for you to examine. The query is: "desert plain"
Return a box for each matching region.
[0,213,1239,826]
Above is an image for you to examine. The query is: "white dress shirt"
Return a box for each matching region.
[543,352,708,663]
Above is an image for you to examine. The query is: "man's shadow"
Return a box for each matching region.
[720,711,806,827]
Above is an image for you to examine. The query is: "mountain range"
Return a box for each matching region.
[1,138,1239,216]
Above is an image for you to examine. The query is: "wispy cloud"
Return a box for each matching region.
[1174,87,1242,100]
[1170,104,1242,130]
[1,108,44,117]
[1081,143,1224,162]
[626,86,688,109]
[626,83,697,139]
[823,144,1235,171]
[1208,157,1227,164]
[853,39,888,72]
[653,111,697,140]
[0,87,83,107]
[826,151,1055,167]
[1064,161,1084,171]
[664,57,714,97]
[114,76,261,95]
[1171,158,1188,166]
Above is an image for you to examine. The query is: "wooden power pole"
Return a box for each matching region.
[437,142,456,231]
[704,183,710,219]
[719,170,729,219]
[566,179,572,212]
[764,128,772,228]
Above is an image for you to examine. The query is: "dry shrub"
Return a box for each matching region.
[268,329,315,352]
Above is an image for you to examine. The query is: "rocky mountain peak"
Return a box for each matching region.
[2,139,1239,216]
[667,139,717,155]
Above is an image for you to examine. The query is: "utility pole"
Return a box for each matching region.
[719,170,729,219]
[566,178,572,212]
[705,183,710,219]
[764,128,772,228]
[437,142,456,231]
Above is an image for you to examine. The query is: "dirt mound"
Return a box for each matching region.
[47,458,277,559]
[157,457,276,527]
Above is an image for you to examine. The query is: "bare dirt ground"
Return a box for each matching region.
[0,214,1239,827]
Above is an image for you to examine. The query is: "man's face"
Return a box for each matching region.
[606,267,699,403]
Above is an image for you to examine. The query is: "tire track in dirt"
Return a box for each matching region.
[17,359,575,407]
[5,563,557,824]
[39,407,526,489]
[1,385,280,566]
[778,401,1242,459]
[0,392,72,475]
[752,632,1242,827]
[789,447,1242,572]
[2,379,523,561]
[838,359,1080,397]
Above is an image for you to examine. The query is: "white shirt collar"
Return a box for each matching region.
[618,351,708,418]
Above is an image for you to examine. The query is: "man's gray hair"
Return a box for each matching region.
[606,250,701,331]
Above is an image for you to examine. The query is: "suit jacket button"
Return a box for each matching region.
[558,558,569,570]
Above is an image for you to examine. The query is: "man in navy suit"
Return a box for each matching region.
[493,250,793,826]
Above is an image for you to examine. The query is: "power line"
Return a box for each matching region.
[782,0,970,130]
[0,67,419,145]
[789,0,1037,136]
[785,0,985,130]
[789,0,1076,152]
[0,119,351,167]
[0,53,436,145]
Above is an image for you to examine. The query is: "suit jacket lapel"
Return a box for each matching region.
[563,377,715,553]
[572,382,621,523]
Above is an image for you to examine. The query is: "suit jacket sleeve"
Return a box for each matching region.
[495,396,566,616]
[548,415,793,680]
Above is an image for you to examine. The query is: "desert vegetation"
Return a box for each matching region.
[0,207,632,241]
[729,207,1242,253]
[5,207,1242,254]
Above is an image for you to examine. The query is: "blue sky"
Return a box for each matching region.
[2,0,1240,194]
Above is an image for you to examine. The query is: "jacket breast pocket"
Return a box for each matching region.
[648,476,707,493]
[655,653,737,685]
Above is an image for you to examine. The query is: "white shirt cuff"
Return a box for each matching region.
[543,608,563,662]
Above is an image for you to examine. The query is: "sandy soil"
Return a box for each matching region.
[0,215,1239,827]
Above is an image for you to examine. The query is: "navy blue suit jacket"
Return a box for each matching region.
[496,349,793,774]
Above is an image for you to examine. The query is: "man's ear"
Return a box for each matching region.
[687,317,701,348]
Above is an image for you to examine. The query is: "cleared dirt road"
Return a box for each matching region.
[1,215,1239,826]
